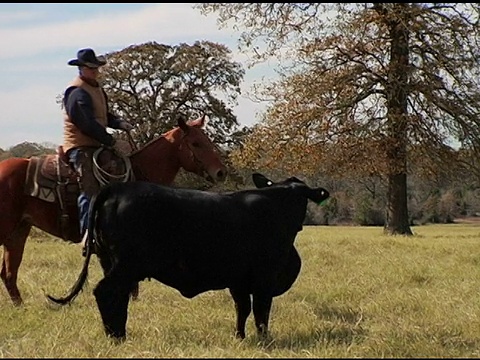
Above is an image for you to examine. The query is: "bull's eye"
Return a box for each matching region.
[191,142,200,148]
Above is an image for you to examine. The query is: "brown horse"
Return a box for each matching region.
[0,115,227,306]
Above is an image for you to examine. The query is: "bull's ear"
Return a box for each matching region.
[252,173,274,188]
[307,187,330,205]
[287,176,303,184]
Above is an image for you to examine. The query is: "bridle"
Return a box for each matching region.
[127,129,213,183]
[180,131,211,180]
[124,127,231,184]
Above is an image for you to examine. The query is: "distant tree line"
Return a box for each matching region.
[2,140,479,226]
[0,142,56,161]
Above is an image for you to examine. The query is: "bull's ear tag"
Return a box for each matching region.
[318,199,328,206]
[317,190,329,206]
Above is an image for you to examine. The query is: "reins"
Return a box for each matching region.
[126,131,138,152]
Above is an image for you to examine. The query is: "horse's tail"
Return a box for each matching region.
[46,190,104,305]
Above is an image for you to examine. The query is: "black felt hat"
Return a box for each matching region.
[68,48,106,68]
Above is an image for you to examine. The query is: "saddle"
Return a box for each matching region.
[25,146,79,205]
[24,146,132,240]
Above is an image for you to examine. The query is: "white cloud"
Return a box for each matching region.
[0,83,64,147]
[0,9,44,24]
[0,3,276,149]
[0,84,60,124]
[0,4,234,59]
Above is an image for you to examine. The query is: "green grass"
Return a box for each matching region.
[2,224,480,357]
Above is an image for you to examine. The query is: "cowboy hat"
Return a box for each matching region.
[68,48,106,68]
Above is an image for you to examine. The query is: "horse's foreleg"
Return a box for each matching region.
[1,222,31,306]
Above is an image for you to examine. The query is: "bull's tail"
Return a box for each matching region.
[46,243,92,305]
[46,190,104,305]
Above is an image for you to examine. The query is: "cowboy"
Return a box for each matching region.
[62,48,133,253]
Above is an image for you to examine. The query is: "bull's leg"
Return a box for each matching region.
[229,288,252,339]
[0,222,31,306]
[130,282,139,301]
[97,254,139,301]
[252,294,273,339]
[93,275,133,342]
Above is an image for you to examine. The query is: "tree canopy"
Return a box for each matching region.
[99,40,246,148]
[197,3,480,235]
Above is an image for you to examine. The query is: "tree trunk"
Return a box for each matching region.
[384,172,412,235]
[383,4,413,236]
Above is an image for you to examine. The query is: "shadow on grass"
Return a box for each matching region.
[243,304,367,351]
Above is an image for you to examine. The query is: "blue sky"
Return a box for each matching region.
[0,3,276,149]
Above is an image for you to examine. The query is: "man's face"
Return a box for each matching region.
[80,66,100,80]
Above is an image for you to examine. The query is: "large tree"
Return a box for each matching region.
[197,3,480,235]
[99,41,246,148]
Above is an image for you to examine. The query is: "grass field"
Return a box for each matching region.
[1,224,480,358]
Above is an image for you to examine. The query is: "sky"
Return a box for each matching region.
[0,3,277,150]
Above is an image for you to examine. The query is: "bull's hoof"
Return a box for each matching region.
[235,330,246,340]
[12,297,23,307]
[106,331,126,344]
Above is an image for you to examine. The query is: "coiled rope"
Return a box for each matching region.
[92,147,132,187]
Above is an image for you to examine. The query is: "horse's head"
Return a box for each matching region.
[177,115,227,183]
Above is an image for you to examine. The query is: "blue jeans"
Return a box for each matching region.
[68,147,101,235]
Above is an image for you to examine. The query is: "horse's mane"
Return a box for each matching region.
[128,129,174,157]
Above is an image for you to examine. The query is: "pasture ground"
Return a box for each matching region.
[1,224,480,357]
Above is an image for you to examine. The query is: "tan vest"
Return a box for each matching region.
[62,76,109,152]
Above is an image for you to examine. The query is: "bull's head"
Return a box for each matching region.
[252,173,329,205]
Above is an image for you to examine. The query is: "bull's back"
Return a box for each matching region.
[97,181,274,242]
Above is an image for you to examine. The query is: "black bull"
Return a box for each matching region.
[47,173,330,341]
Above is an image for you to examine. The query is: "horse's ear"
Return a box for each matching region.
[177,115,189,133]
[188,114,206,128]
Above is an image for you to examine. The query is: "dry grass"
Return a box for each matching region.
[1,224,480,357]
